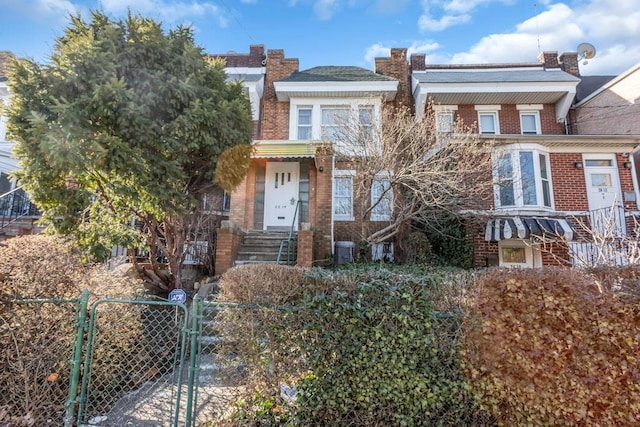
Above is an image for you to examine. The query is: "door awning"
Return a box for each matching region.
[485,217,575,242]
[252,141,320,158]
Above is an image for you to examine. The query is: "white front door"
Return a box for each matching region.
[584,155,624,235]
[264,162,300,231]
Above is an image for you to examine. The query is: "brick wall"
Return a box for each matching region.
[215,222,245,275]
[261,49,299,140]
[455,104,564,134]
[211,44,266,67]
[313,147,334,264]
[375,48,411,108]
[549,153,589,211]
[297,228,313,267]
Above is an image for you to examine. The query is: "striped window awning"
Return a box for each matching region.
[252,141,320,158]
[485,217,575,242]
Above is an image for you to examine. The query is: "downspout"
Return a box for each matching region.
[331,154,335,257]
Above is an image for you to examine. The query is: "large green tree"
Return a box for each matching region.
[7,12,253,291]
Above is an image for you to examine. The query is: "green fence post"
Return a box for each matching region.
[64,289,90,427]
[184,294,202,427]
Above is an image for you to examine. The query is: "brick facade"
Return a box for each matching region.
[218,45,640,270]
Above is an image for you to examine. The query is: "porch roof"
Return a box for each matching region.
[485,216,576,242]
[252,141,321,158]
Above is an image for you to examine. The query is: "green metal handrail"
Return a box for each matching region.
[276,200,302,265]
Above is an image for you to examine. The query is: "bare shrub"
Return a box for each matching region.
[462,267,640,426]
[0,235,143,426]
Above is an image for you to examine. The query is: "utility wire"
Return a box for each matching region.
[217,0,257,45]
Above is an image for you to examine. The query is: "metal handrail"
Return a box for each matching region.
[276,200,302,265]
[0,185,40,229]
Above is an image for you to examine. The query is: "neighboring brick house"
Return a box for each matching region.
[213,45,640,272]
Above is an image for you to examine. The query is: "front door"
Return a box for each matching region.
[264,162,300,231]
[584,155,624,235]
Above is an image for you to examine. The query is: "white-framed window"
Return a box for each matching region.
[495,149,553,208]
[289,99,381,147]
[297,107,312,140]
[371,177,392,221]
[517,104,543,135]
[321,107,350,141]
[519,112,541,135]
[475,106,501,135]
[334,170,355,220]
[498,240,541,268]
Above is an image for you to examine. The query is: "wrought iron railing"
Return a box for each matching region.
[0,186,40,229]
[276,200,301,265]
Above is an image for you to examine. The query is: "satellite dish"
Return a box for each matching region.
[577,42,596,65]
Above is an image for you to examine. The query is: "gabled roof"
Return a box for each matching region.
[278,66,396,83]
[575,75,616,104]
[574,62,640,107]
[274,66,398,101]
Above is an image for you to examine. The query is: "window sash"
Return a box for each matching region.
[322,108,349,141]
[334,176,353,219]
[520,113,539,134]
[371,178,392,221]
[297,108,312,140]
[496,150,552,208]
[479,113,497,134]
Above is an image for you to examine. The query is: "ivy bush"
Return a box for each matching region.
[462,267,640,426]
[214,263,493,426]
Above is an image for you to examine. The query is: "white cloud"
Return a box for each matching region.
[99,0,222,24]
[364,40,440,65]
[423,1,640,75]
[417,0,513,32]
[418,11,470,31]
[313,0,340,20]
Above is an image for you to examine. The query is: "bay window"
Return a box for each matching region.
[297,108,312,140]
[495,149,553,208]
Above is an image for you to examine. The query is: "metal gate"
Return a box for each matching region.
[65,292,204,427]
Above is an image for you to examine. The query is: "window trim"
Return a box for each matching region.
[519,110,542,135]
[289,98,381,142]
[333,170,355,221]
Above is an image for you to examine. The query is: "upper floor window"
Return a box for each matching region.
[321,107,350,141]
[517,104,543,135]
[334,171,354,220]
[290,100,380,147]
[436,112,454,134]
[297,108,312,140]
[371,177,392,221]
[495,149,552,208]
[475,105,501,135]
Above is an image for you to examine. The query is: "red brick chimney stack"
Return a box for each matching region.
[559,52,580,76]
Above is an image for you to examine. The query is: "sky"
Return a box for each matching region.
[1,0,639,77]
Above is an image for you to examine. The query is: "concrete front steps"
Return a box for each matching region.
[234,230,297,266]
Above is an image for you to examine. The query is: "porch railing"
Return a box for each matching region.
[277,200,301,265]
[0,186,40,229]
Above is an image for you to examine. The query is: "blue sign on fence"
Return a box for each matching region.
[168,289,187,304]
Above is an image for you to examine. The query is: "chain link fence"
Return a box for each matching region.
[0,297,80,426]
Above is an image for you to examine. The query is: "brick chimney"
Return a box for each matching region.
[559,52,580,76]
[537,51,560,69]
[261,49,299,140]
[410,54,426,71]
[374,48,410,108]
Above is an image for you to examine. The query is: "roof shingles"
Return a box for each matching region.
[278,66,395,83]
